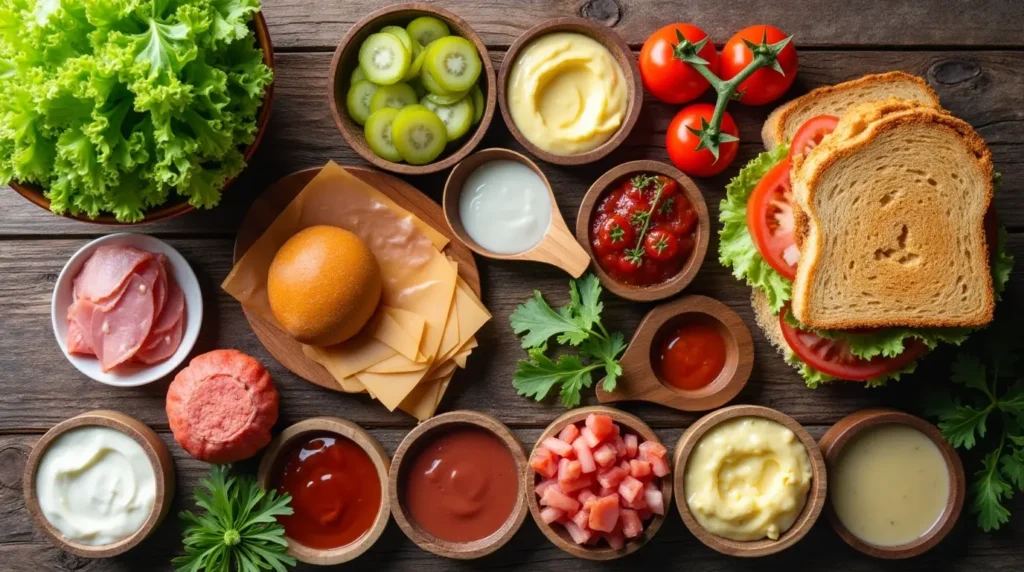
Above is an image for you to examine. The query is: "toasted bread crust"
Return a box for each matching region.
[791,104,994,330]
[751,288,788,354]
[762,72,941,149]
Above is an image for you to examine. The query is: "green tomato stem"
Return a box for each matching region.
[630,182,665,261]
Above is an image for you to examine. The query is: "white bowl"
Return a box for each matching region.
[51,233,203,387]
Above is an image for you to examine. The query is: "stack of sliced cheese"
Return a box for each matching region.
[223,162,490,420]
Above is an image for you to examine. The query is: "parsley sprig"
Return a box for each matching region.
[510,274,627,408]
[926,315,1024,532]
[173,465,296,572]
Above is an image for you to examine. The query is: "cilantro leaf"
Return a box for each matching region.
[937,400,990,449]
[512,353,596,408]
[582,330,627,392]
[573,274,604,332]
[510,290,587,349]
[1000,447,1024,490]
[951,353,990,394]
[973,449,1013,532]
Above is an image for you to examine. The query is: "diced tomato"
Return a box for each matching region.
[650,455,670,478]
[624,434,639,458]
[598,485,617,497]
[572,507,591,531]
[558,458,583,487]
[619,459,631,472]
[581,426,602,448]
[629,459,652,479]
[589,495,621,533]
[621,509,643,538]
[637,507,653,521]
[585,414,615,442]
[585,533,601,546]
[621,493,648,511]
[578,489,597,507]
[530,447,558,478]
[644,482,665,516]
[638,440,667,461]
[558,423,580,444]
[618,476,644,504]
[535,478,558,497]
[564,521,592,545]
[541,486,581,514]
[605,530,626,550]
[593,444,618,468]
[597,466,628,489]
[543,437,574,458]
[612,434,627,458]
[573,438,597,473]
[560,474,594,494]
[541,507,566,524]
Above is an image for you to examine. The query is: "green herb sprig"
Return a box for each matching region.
[510,274,626,408]
[926,315,1024,532]
[173,465,296,572]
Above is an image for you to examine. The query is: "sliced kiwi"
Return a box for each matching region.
[346,80,378,125]
[364,107,403,162]
[425,90,469,106]
[470,84,484,124]
[421,96,474,141]
[420,66,453,96]
[392,104,448,165]
[408,77,428,98]
[351,66,367,85]
[403,44,427,82]
[380,25,413,52]
[358,33,410,85]
[369,82,418,113]
[405,16,450,48]
[423,36,481,93]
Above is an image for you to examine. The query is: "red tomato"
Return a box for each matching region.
[597,215,634,253]
[676,234,695,258]
[789,115,838,158]
[663,197,698,234]
[616,253,643,275]
[666,103,739,177]
[638,258,661,284]
[778,309,929,381]
[720,25,797,106]
[746,158,798,280]
[644,230,679,261]
[639,24,720,104]
[654,176,679,198]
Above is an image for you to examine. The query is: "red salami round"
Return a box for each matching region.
[166,349,279,463]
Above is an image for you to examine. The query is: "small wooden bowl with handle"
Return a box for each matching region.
[575,160,710,302]
[388,410,529,560]
[819,408,965,559]
[498,17,641,165]
[328,3,496,175]
[442,148,590,277]
[526,406,673,560]
[23,410,175,558]
[256,417,391,565]
[673,405,827,557]
[596,295,754,412]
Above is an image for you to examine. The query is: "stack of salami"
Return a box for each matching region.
[67,245,186,371]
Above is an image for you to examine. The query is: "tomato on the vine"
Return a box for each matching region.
[789,115,838,158]
[617,252,644,275]
[644,230,679,261]
[596,214,634,253]
[639,24,720,104]
[720,25,797,106]
[666,103,739,177]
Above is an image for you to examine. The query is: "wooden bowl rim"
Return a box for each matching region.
[575,160,710,301]
[622,295,754,411]
[255,417,392,565]
[497,17,642,165]
[526,406,673,561]
[22,410,174,558]
[672,404,827,557]
[327,2,497,176]
[388,410,529,560]
[441,147,556,260]
[8,11,275,225]
[818,408,966,559]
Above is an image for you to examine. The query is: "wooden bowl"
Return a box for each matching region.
[328,3,496,176]
[673,405,827,557]
[389,410,529,559]
[819,408,965,559]
[497,17,642,165]
[256,417,391,565]
[22,411,175,558]
[526,406,672,560]
[575,160,710,302]
[596,295,753,412]
[9,12,275,225]
[442,148,590,277]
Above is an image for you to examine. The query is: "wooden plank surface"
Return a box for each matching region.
[1,0,1022,570]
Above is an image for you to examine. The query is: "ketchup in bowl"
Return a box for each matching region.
[589,174,698,286]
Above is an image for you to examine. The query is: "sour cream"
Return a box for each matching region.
[35,426,157,546]
[458,160,552,254]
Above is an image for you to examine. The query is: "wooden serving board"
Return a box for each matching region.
[233,166,481,393]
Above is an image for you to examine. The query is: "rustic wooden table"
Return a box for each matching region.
[1,1,1022,570]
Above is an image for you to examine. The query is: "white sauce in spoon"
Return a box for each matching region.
[458,160,552,254]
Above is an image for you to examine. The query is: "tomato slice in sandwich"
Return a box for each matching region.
[778,309,929,381]
[747,158,799,279]
[789,115,839,159]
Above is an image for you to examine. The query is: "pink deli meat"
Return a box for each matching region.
[73,246,152,304]
[89,274,157,372]
[135,314,185,365]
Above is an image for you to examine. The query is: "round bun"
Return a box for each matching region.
[267,225,382,346]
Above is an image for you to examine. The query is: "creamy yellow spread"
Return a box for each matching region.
[685,417,813,541]
[507,32,627,155]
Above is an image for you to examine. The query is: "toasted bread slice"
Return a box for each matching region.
[789,102,994,329]
[762,72,940,150]
[751,288,788,354]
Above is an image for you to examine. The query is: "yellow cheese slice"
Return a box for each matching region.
[399,372,452,421]
[354,366,431,411]
[365,354,428,374]
[453,337,477,369]
[374,309,425,362]
[384,307,426,350]
[302,345,367,393]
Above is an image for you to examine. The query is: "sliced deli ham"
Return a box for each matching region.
[135,315,185,365]
[74,246,152,304]
[89,274,157,372]
[150,271,184,336]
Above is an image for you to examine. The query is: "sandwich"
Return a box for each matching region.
[720,73,1014,387]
